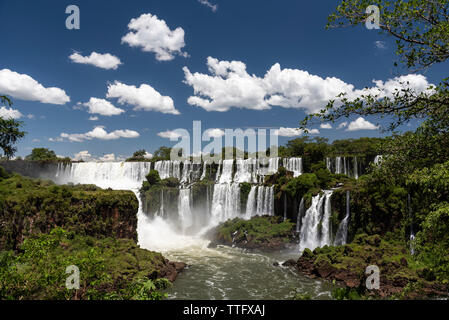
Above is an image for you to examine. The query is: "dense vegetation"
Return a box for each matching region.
[0,166,181,300]
[211,216,296,251]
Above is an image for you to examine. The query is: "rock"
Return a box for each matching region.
[282,259,297,267]
[207,241,218,248]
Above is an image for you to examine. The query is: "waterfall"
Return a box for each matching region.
[55,162,152,189]
[245,186,257,219]
[215,160,222,182]
[335,191,350,245]
[234,158,257,183]
[283,158,303,177]
[354,157,359,179]
[296,197,305,233]
[255,186,274,216]
[325,158,332,172]
[299,190,333,251]
[374,155,383,165]
[158,189,165,217]
[178,189,194,232]
[335,157,343,174]
[218,159,234,183]
[210,183,241,226]
[200,161,207,180]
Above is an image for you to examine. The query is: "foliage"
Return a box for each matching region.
[215,216,295,247]
[25,148,57,161]
[0,173,138,250]
[0,97,26,159]
[145,170,162,186]
[0,229,171,300]
[301,0,449,133]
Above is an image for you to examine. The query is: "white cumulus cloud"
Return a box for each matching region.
[0,69,70,105]
[73,150,92,161]
[337,122,348,129]
[274,127,319,137]
[204,128,225,138]
[56,126,140,142]
[183,57,433,114]
[0,106,23,119]
[346,117,379,131]
[69,52,122,70]
[107,81,179,115]
[158,130,184,139]
[121,13,187,61]
[80,98,125,116]
[320,123,332,129]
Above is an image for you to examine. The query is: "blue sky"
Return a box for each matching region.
[0,0,446,160]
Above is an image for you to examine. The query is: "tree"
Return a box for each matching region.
[301,0,449,132]
[26,148,57,161]
[0,96,26,159]
[153,146,172,161]
[132,150,147,158]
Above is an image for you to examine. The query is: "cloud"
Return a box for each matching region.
[80,98,125,116]
[106,81,179,115]
[98,153,116,162]
[274,127,319,137]
[0,69,70,105]
[121,13,187,61]
[320,123,332,129]
[346,117,379,131]
[183,57,433,113]
[32,139,40,143]
[337,122,348,129]
[0,106,23,119]
[73,150,92,161]
[69,52,122,70]
[144,152,153,159]
[374,41,387,49]
[27,114,35,119]
[158,130,184,139]
[198,0,218,12]
[56,126,140,142]
[88,116,99,121]
[204,128,225,138]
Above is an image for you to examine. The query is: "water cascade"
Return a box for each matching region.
[283,158,303,177]
[334,191,350,245]
[296,197,305,233]
[299,190,334,251]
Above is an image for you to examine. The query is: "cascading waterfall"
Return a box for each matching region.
[334,190,350,245]
[210,183,241,226]
[245,186,257,219]
[283,158,303,177]
[354,157,359,179]
[255,186,274,216]
[178,189,194,233]
[299,190,333,252]
[296,197,305,233]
